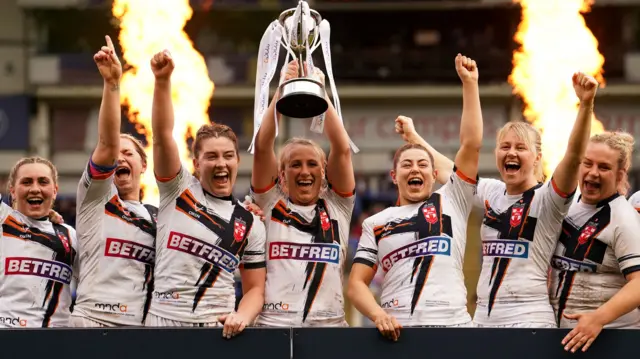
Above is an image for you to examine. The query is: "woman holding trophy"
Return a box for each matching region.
[250,57,356,327]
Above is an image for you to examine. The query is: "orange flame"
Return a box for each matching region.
[112,0,214,206]
[510,0,605,176]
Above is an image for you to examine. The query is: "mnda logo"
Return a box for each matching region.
[0,317,27,327]
[95,302,128,313]
[263,301,289,311]
[154,290,180,300]
[381,298,399,308]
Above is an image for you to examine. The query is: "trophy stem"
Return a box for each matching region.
[298,52,305,77]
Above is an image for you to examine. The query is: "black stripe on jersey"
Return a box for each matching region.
[243,261,266,269]
[104,195,157,237]
[554,196,614,325]
[353,257,376,267]
[141,204,157,323]
[622,265,640,276]
[373,194,453,314]
[271,199,338,323]
[619,254,640,263]
[175,190,255,312]
[2,217,76,327]
[483,183,541,317]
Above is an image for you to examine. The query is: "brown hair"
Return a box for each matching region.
[192,123,239,159]
[589,131,635,196]
[393,143,435,170]
[120,133,147,166]
[7,157,58,208]
[496,122,546,183]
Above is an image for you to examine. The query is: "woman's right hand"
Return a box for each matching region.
[394,116,418,143]
[373,311,402,342]
[94,35,122,85]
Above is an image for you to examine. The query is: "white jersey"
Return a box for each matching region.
[473,178,574,326]
[72,159,157,326]
[150,166,266,323]
[251,180,355,327]
[628,191,640,215]
[550,194,640,328]
[0,195,78,328]
[354,169,476,326]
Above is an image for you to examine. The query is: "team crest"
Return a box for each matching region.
[578,223,597,245]
[422,204,438,225]
[319,209,331,231]
[233,219,247,242]
[57,232,71,253]
[510,204,524,227]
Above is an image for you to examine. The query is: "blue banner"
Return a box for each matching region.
[0,95,30,150]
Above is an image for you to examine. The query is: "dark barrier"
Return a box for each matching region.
[1,327,639,359]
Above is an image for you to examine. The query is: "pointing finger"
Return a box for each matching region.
[105,35,115,51]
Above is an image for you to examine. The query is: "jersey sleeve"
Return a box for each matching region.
[443,165,477,216]
[241,216,266,269]
[325,186,356,221]
[76,158,117,207]
[250,179,283,211]
[473,177,505,210]
[157,166,193,210]
[628,191,640,214]
[613,206,640,276]
[0,194,12,222]
[353,218,378,269]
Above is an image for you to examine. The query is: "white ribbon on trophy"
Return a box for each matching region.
[249,0,359,154]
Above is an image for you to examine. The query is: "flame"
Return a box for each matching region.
[510,0,605,176]
[112,0,214,206]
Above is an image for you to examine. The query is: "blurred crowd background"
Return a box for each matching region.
[2,0,640,326]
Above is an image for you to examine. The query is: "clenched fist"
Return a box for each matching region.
[151,50,175,81]
[395,116,418,143]
[94,35,122,86]
[572,72,599,103]
[455,53,478,83]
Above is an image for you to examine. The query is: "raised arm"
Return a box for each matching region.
[551,73,599,194]
[91,35,122,167]
[315,69,355,194]
[251,62,299,191]
[150,50,181,179]
[395,117,453,185]
[451,54,483,180]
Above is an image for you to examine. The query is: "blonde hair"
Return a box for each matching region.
[7,157,58,209]
[278,137,327,191]
[496,122,546,183]
[120,133,147,166]
[589,131,635,196]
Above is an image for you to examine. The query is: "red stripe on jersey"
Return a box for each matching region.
[455,168,477,185]
[89,162,115,180]
[551,178,571,198]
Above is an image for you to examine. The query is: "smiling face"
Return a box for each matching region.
[579,142,623,204]
[495,123,543,193]
[9,160,58,219]
[114,137,146,199]
[281,143,325,206]
[391,145,437,205]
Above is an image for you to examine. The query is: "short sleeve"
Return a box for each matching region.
[250,180,283,211]
[0,195,12,222]
[474,177,505,210]
[157,166,192,211]
[628,191,640,214]
[353,219,378,269]
[76,158,116,206]
[324,188,356,221]
[614,206,640,276]
[241,217,266,269]
[443,166,477,216]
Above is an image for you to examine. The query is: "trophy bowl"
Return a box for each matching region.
[275,5,328,119]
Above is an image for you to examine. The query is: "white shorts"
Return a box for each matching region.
[145,313,222,327]
[474,322,556,328]
[68,315,110,328]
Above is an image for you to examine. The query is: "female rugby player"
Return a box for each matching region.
[550,131,640,352]
[348,54,482,340]
[401,72,599,328]
[147,50,266,339]
[251,60,356,327]
[70,36,158,327]
[0,157,77,328]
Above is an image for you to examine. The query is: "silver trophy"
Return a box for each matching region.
[275,4,327,119]
[249,0,358,154]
